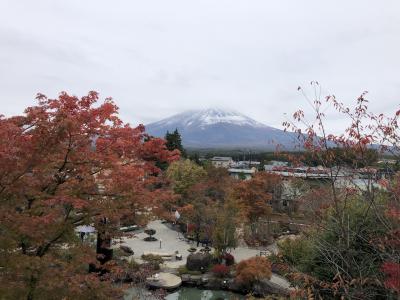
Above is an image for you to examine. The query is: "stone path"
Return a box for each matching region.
[120,220,192,268]
[146,272,182,289]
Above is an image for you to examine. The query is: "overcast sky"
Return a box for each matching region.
[1,0,399,132]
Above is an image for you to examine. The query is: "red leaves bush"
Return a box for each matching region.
[212,264,230,278]
[187,223,196,233]
[235,256,272,287]
[223,253,235,266]
[382,262,400,293]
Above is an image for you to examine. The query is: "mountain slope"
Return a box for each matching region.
[146,108,299,149]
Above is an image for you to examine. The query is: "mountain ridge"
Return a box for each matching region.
[145,108,299,150]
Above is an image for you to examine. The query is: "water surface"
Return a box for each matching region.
[166,287,244,300]
[125,287,245,300]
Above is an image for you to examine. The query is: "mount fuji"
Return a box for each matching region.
[145,108,299,150]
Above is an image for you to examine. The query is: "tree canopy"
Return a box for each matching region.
[165,128,186,157]
[166,159,207,197]
[279,83,400,299]
[0,91,178,299]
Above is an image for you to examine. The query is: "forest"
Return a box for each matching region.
[0,90,399,299]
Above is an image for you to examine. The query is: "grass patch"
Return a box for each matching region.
[177,266,202,275]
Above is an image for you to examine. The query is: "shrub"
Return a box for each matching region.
[127,259,140,271]
[235,256,272,288]
[277,236,315,274]
[177,265,187,275]
[177,266,202,275]
[223,253,235,266]
[120,245,134,255]
[144,229,156,236]
[187,247,197,253]
[212,264,230,278]
[267,253,290,276]
[125,261,154,283]
[144,229,157,241]
[187,223,196,233]
[113,248,130,258]
[141,254,163,270]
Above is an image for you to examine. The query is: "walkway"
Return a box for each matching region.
[146,272,182,290]
[119,220,292,291]
[120,220,262,268]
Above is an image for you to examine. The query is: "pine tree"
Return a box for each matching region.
[165,128,186,157]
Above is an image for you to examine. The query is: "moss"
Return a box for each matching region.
[177,266,202,275]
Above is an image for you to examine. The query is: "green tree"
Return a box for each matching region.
[212,198,239,255]
[166,159,207,197]
[165,129,186,157]
[176,165,233,247]
[279,194,393,298]
[189,201,216,247]
[189,152,201,165]
[277,235,315,274]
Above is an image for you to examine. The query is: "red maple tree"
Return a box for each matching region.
[232,172,281,222]
[282,82,400,298]
[0,91,179,299]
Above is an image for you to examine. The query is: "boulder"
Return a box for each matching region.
[252,278,291,296]
[120,245,134,255]
[228,275,291,297]
[186,253,212,272]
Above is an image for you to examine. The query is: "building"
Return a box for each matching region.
[377,158,397,165]
[231,160,261,169]
[264,165,343,180]
[336,177,386,192]
[264,160,289,171]
[211,156,234,168]
[228,168,256,180]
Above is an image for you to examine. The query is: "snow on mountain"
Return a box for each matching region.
[150,108,267,128]
[146,108,298,149]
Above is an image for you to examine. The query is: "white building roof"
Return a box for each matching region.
[211,156,233,161]
[228,168,256,174]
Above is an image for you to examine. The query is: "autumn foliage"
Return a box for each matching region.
[232,172,280,222]
[381,262,400,293]
[281,82,400,299]
[222,253,235,266]
[235,256,272,288]
[212,264,230,278]
[0,92,178,299]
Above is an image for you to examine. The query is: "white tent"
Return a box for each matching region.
[75,225,96,233]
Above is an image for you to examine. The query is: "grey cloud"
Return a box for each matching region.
[0,0,399,135]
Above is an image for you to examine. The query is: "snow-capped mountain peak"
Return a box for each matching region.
[151,108,267,129]
[146,108,295,149]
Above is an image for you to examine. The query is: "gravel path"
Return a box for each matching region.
[119,220,292,290]
[120,220,193,268]
[120,220,264,267]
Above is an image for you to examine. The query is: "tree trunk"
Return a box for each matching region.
[96,232,113,265]
[27,274,37,300]
[95,217,113,266]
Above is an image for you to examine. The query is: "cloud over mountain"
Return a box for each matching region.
[146,108,299,149]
